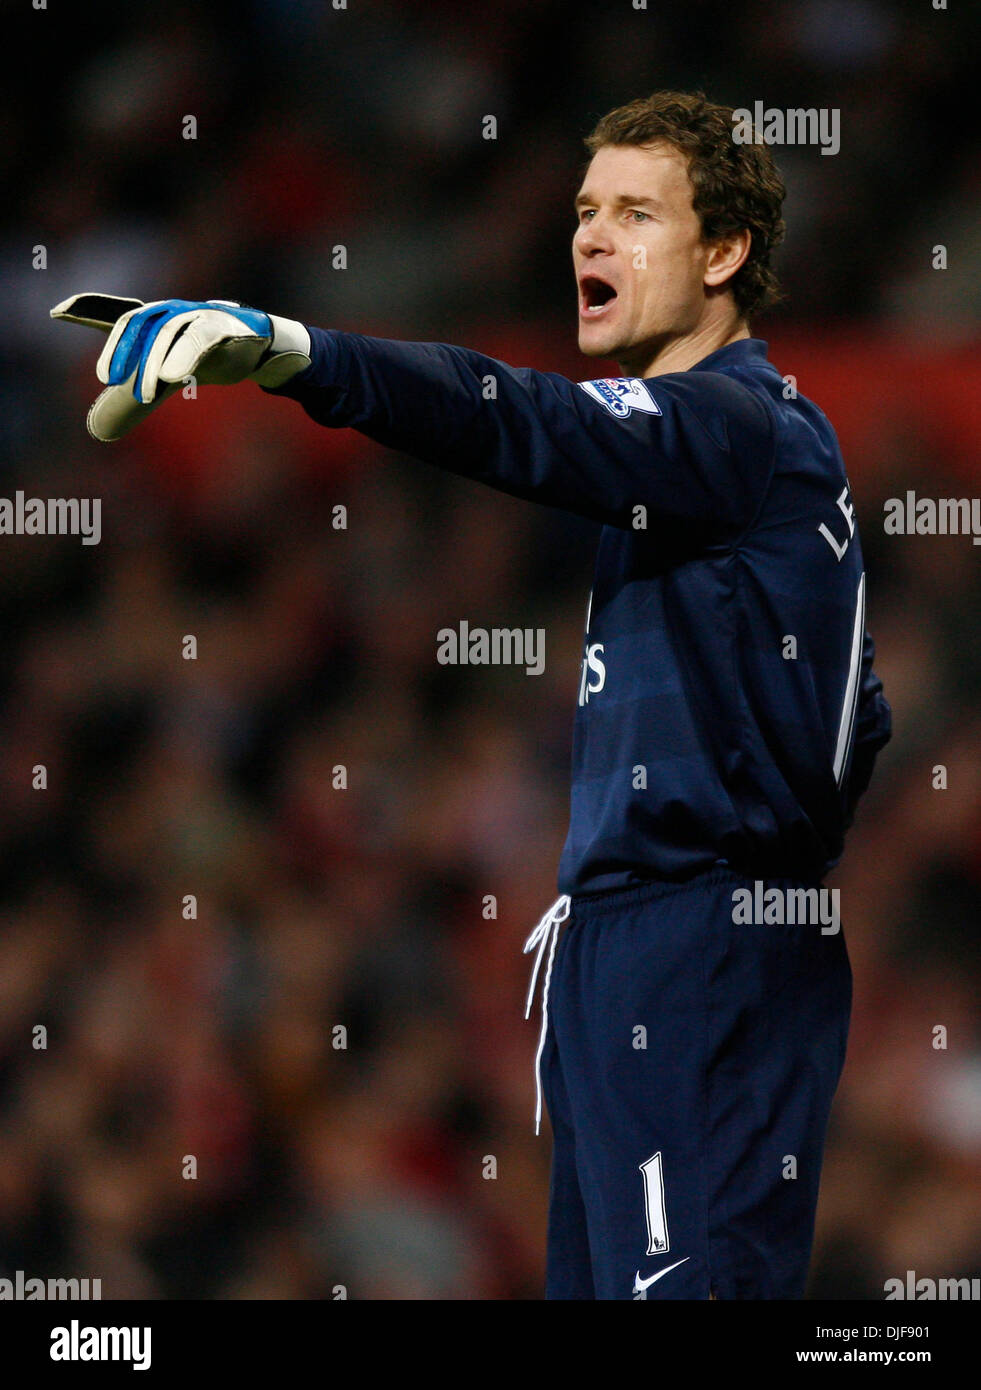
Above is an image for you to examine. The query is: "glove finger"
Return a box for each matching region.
[118,305,184,395]
[159,314,267,385]
[50,293,145,333]
[87,377,182,443]
[137,309,203,404]
[96,302,167,385]
[130,301,245,401]
[98,299,199,389]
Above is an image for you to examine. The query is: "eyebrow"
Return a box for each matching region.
[574,192,663,212]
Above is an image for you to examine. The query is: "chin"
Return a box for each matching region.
[578,332,620,360]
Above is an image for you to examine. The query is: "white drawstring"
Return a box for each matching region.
[523,893,571,1134]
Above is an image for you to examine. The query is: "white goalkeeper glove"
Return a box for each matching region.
[50,294,312,442]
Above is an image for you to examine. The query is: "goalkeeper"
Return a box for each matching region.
[53,91,891,1301]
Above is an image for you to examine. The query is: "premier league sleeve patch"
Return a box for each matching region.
[578,377,662,419]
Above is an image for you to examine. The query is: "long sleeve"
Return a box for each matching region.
[265,328,776,542]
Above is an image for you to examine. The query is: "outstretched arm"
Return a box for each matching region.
[53,296,775,543]
[264,326,776,537]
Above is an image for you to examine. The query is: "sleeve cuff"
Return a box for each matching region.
[259,324,342,395]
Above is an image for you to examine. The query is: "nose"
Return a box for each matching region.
[574,211,615,259]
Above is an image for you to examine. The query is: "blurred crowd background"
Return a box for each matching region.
[1,0,979,1299]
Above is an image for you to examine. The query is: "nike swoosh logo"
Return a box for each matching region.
[633,1257,690,1293]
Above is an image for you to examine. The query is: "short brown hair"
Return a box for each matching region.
[584,91,786,320]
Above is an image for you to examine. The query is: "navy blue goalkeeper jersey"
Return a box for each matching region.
[268,331,891,895]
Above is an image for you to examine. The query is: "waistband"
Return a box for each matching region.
[567,865,825,917]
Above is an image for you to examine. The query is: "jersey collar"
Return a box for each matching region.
[687,337,770,372]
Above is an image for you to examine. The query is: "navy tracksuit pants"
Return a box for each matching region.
[539,867,852,1300]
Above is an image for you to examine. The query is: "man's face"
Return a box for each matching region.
[573,142,714,374]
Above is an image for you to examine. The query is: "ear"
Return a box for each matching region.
[704,229,751,291]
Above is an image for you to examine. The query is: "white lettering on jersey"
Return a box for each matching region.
[578,642,606,705]
[819,483,856,561]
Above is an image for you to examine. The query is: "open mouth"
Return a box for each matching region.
[579,275,618,317]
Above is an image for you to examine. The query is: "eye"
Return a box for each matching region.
[578,208,595,222]
[630,210,649,223]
